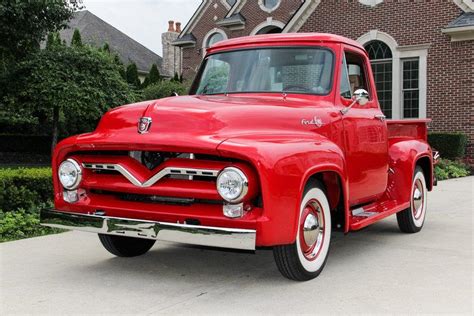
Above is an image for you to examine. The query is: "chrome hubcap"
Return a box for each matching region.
[412,179,424,219]
[303,213,319,246]
[300,200,325,261]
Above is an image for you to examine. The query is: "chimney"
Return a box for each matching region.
[168,20,175,32]
[162,20,182,78]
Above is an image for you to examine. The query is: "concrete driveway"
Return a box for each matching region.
[1,177,472,315]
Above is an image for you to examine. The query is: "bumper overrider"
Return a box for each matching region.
[40,209,256,250]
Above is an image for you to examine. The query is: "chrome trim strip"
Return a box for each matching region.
[82,163,219,188]
[40,209,256,250]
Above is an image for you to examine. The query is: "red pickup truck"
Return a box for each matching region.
[41,33,436,281]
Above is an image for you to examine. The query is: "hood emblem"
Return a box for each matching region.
[138,117,152,134]
[301,116,323,128]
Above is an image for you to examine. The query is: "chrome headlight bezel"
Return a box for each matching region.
[58,158,82,190]
[216,167,248,203]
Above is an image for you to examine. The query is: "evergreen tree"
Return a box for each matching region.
[148,64,161,84]
[126,63,140,88]
[102,42,110,53]
[172,72,180,82]
[114,54,126,80]
[46,32,62,49]
[71,29,82,47]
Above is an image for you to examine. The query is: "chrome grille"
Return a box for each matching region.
[82,163,219,188]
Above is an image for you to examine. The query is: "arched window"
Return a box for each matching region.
[258,0,280,12]
[206,32,225,48]
[365,40,393,118]
[256,25,282,34]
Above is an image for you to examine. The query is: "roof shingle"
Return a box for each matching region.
[60,10,162,73]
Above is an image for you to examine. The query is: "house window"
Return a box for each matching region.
[256,25,282,34]
[206,32,225,48]
[365,40,392,118]
[402,58,420,118]
[258,0,280,12]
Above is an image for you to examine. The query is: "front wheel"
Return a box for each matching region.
[98,234,155,257]
[397,166,427,233]
[273,181,332,281]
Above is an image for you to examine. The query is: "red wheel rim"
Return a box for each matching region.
[299,199,325,261]
[412,178,424,220]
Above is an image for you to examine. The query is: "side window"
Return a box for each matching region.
[340,54,352,99]
[340,50,370,101]
[345,51,369,94]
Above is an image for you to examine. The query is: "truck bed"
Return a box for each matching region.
[387,119,431,141]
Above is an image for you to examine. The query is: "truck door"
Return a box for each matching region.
[339,47,389,205]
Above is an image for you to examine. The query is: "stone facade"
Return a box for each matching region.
[161,21,182,78]
[171,0,474,161]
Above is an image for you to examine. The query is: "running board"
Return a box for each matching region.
[350,200,410,231]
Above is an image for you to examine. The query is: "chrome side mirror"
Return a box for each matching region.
[341,89,369,115]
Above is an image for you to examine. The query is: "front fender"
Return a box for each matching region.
[217,134,347,246]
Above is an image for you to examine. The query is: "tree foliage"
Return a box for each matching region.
[71,29,82,47]
[0,0,80,70]
[126,63,141,88]
[141,63,161,88]
[3,43,136,150]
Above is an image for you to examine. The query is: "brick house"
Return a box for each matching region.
[168,0,474,159]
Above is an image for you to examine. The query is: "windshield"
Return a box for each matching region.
[191,47,334,96]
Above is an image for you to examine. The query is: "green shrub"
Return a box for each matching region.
[434,159,470,181]
[428,132,468,159]
[142,80,188,101]
[0,168,52,212]
[0,204,64,242]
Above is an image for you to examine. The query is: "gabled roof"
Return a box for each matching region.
[442,12,474,41]
[172,34,197,47]
[217,13,246,26]
[60,10,162,74]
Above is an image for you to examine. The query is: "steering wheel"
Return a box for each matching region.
[283,85,312,93]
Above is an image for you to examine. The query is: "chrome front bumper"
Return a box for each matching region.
[40,209,256,250]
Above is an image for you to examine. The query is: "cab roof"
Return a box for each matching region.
[208,33,365,54]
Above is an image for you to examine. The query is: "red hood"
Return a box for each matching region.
[62,95,334,154]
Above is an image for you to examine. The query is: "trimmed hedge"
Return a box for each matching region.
[0,168,53,212]
[428,132,468,160]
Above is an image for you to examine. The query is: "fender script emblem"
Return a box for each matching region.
[301,116,323,128]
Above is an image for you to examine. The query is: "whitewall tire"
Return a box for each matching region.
[273,181,332,281]
[397,166,427,233]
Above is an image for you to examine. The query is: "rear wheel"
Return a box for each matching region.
[397,166,427,233]
[98,234,155,257]
[273,181,332,281]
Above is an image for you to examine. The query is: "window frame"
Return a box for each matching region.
[401,57,420,119]
[365,40,393,118]
[340,48,375,107]
[357,30,428,119]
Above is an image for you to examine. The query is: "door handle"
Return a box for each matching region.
[374,114,386,121]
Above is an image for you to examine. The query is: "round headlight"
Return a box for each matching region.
[216,167,248,203]
[58,159,82,190]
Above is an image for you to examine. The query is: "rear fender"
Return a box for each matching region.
[386,139,433,203]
